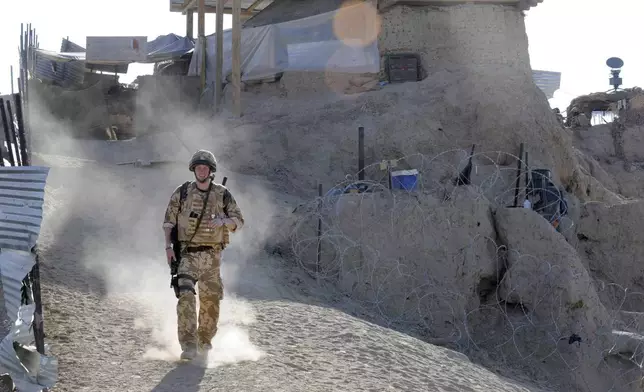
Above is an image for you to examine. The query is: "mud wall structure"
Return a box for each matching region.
[238,1,541,101]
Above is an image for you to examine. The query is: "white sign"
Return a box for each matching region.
[86,36,148,63]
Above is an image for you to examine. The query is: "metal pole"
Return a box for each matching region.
[513,143,525,208]
[524,151,530,191]
[30,251,46,356]
[358,126,365,181]
[0,99,16,166]
[13,94,29,166]
[6,101,21,166]
[316,183,323,278]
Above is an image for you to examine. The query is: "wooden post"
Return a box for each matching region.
[232,0,242,117]
[186,11,194,40]
[198,0,206,95]
[215,0,225,111]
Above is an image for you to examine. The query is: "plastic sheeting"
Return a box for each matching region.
[146,33,195,63]
[188,1,380,85]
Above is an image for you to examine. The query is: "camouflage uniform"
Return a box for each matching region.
[163,150,244,357]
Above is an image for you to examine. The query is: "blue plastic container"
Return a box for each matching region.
[391,169,418,191]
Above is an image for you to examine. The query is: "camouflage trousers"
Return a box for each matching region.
[176,247,224,350]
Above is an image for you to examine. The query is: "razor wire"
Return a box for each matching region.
[287,148,644,392]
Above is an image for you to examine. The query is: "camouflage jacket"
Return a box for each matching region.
[163,181,244,247]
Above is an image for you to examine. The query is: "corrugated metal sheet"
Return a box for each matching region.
[0,166,56,391]
[0,251,57,391]
[532,70,561,99]
[59,38,86,87]
[33,38,85,87]
[0,166,49,252]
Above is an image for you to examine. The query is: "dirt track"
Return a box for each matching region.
[30,150,543,392]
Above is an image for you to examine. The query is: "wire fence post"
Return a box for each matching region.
[316,183,323,279]
[513,143,525,208]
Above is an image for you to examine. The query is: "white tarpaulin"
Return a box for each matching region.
[188,2,380,85]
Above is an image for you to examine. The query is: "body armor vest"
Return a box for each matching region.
[177,183,228,246]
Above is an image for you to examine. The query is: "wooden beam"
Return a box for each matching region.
[185,5,255,16]
[173,0,262,14]
[198,0,206,94]
[205,5,255,15]
[379,0,528,11]
[232,0,241,117]
[246,0,266,12]
[181,0,198,13]
[215,0,225,111]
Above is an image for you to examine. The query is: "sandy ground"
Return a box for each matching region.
[22,145,549,392]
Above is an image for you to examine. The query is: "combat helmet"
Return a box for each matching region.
[189,149,217,172]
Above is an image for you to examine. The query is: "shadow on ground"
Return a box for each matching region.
[38,213,110,296]
[150,363,206,392]
[220,244,439,346]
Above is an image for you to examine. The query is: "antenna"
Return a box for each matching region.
[606,57,624,91]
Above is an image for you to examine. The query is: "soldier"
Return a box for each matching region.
[162,150,244,361]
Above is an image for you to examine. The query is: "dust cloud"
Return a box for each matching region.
[28,81,280,367]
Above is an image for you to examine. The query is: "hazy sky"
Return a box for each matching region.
[0,0,641,111]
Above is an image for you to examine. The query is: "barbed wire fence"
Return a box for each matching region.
[285,148,644,392]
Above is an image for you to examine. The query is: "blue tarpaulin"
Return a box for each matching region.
[147,33,195,62]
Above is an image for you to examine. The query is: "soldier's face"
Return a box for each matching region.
[194,164,211,182]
